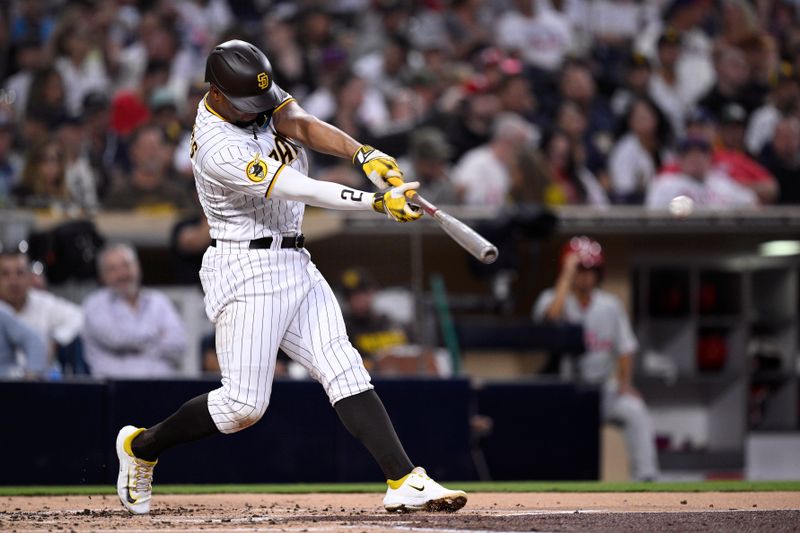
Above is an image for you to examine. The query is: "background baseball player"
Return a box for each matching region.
[533,236,659,481]
[114,40,466,514]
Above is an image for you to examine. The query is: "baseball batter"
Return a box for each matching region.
[533,237,659,481]
[115,40,466,514]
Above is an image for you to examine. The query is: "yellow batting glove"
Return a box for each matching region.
[372,181,423,223]
[353,144,405,191]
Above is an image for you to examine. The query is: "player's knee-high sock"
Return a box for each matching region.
[334,389,414,480]
[131,393,219,462]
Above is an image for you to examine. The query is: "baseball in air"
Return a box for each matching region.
[668,195,694,218]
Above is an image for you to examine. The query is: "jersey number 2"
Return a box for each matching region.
[341,190,363,202]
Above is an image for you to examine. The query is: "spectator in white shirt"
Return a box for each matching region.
[646,137,758,210]
[82,244,187,379]
[636,0,716,107]
[451,112,538,207]
[496,0,574,73]
[0,250,83,370]
[648,29,689,137]
[609,97,673,204]
[52,19,109,117]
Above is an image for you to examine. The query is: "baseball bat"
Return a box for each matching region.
[409,192,499,264]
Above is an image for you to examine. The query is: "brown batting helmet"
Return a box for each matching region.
[205,40,284,113]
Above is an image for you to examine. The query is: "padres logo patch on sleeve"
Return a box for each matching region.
[246,154,268,183]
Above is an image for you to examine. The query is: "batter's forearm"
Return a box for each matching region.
[275,112,361,160]
[270,164,375,211]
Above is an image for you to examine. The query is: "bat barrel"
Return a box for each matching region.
[433,210,499,265]
[482,246,499,264]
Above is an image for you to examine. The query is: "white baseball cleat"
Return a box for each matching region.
[383,467,467,512]
[116,425,157,515]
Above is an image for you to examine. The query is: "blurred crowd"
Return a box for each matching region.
[0,0,798,215]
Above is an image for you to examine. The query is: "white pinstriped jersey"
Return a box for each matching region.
[191,94,310,241]
[191,91,375,431]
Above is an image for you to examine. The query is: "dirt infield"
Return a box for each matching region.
[2,492,799,532]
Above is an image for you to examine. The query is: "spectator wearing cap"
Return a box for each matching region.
[682,107,717,145]
[452,112,538,207]
[664,106,777,204]
[697,46,764,121]
[746,62,800,155]
[718,103,752,153]
[104,125,191,212]
[400,127,458,205]
[82,243,187,378]
[496,0,574,73]
[611,53,654,119]
[3,38,47,121]
[648,29,689,137]
[714,103,778,203]
[608,97,673,204]
[646,137,758,209]
[340,267,407,371]
[759,117,800,204]
[635,1,715,106]
[339,267,441,376]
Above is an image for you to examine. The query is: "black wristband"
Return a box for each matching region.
[371,193,386,214]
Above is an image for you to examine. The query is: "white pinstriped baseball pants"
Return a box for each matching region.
[199,240,373,434]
